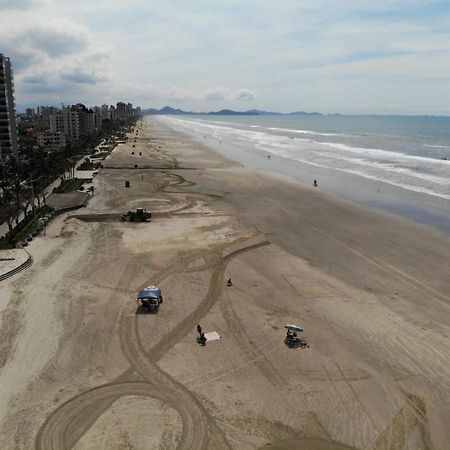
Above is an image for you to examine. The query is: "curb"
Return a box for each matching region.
[0,252,33,282]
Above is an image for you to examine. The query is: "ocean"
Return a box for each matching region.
[157,114,450,234]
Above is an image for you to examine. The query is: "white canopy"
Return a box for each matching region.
[284,324,304,332]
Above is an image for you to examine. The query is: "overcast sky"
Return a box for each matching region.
[2,0,450,114]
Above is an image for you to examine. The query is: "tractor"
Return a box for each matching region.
[121,208,151,222]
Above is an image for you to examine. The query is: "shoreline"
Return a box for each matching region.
[0,116,449,449]
[158,115,450,236]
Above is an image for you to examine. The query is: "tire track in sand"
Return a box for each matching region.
[219,279,285,387]
[35,237,269,450]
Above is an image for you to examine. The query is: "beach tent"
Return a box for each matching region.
[137,286,161,300]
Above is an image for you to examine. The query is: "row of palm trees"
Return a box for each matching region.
[0,117,138,242]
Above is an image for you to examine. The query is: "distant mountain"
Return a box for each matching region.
[207,109,254,116]
[288,111,322,116]
[208,109,284,115]
[142,106,321,116]
[245,109,283,115]
[143,106,197,115]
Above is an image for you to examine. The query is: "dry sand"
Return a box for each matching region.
[0,117,449,450]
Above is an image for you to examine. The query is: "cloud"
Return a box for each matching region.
[0,15,94,62]
[203,87,256,101]
[6,0,450,113]
[111,82,192,104]
[0,5,114,106]
[61,70,108,85]
[0,0,45,10]
[233,88,256,101]
[204,88,228,101]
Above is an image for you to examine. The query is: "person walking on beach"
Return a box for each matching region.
[197,324,202,336]
[199,332,207,345]
[227,278,233,286]
[313,179,318,187]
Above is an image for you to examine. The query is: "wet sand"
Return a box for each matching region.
[0,117,449,449]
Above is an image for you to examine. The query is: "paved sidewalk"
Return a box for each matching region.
[46,192,89,210]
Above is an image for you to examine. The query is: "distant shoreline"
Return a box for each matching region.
[157,114,450,237]
[139,105,450,118]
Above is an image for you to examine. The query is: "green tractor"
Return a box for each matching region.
[122,208,151,222]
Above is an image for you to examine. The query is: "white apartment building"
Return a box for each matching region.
[37,131,66,151]
[50,108,81,142]
[49,104,102,142]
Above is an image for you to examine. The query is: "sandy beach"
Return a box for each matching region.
[0,116,449,450]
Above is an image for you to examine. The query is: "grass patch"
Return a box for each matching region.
[92,151,111,160]
[0,205,54,249]
[13,206,54,245]
[53,178,85,193]
[98,143,116,152]
[78,161,100,170]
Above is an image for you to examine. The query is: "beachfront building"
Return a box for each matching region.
[126,103,134,117]
[36,131,66,152]
[115,102,136,120]
[25,108,36,118]
[116,102,127,120]
[38,106,58,118]
[101,104,110,120]
[49,104,102,142]
[0,53,18,160]
[50,107,80,142]
[109,105,116,121]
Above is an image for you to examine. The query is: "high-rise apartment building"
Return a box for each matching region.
[100,104,110,120]
[26,108,36,118]
[116,102,127,120]
[49,104,101,142]
[50,107,81,142]
[0,54,18,160]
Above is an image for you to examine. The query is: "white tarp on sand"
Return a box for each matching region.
[205,332,221,341]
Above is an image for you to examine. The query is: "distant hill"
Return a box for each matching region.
[143,106,197,115]
[246,109,283,115]
[288,111,322,116]
[207,109,254,116]
[142,106,321,116]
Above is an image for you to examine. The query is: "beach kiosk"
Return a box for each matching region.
[137,286,163,311]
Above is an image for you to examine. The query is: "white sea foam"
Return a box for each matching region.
[424,144,450,149]
[319,141,446,165]
[267,127,341,137]
[159,116,450,200]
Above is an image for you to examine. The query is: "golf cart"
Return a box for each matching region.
[284,324,308,348]
[137,286,163,312]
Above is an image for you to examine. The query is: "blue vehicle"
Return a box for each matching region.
[137,286,163,311]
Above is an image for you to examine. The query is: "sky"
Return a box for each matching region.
[2,0,450,114]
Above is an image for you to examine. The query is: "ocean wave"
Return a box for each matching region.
[424,144,450,150]
[316,152,450,186]
[159,116,450,200]
[320,141,449,165]
[331,167,450,200]
[267,127,342,137]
